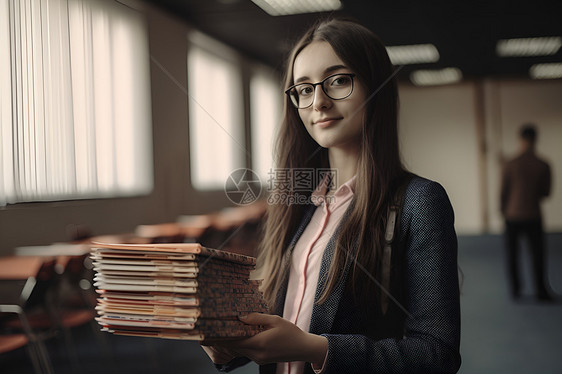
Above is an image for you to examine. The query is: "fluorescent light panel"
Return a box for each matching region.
[410,68,463,86]
[250,0,342,16]
[386,44,440,65]
[496,36,562,57]
[529,63,562,79]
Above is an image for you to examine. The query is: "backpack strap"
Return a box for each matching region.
[381,175,411,315]
[381,204,399,314]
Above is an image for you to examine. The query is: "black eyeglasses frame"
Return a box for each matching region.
[284,73,356,109]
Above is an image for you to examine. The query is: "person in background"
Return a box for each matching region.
[501,124,554,301]
[202,18,461,373]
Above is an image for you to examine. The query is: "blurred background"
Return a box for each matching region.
[1,0,561,373]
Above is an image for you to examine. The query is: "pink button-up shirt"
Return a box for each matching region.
[277,175,356,374]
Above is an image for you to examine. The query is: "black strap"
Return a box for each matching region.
[381,174,411,315]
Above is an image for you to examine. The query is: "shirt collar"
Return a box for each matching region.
[311,174,356,207]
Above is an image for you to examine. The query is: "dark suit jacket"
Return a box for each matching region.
[219,176,461,373]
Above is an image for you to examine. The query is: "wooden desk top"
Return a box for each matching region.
[0,256,46,280]
[15,243,91,257]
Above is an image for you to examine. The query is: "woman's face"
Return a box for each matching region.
[292,41,367,151]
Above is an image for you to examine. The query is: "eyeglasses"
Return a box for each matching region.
[285,73,356,109]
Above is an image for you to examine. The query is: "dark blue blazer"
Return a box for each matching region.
[221,176,461,373]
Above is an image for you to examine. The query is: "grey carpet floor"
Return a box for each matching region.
[458,233,562,374]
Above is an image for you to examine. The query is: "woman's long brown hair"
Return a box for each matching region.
[255,19,407,312]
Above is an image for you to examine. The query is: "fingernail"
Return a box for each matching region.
[238,314,247,320]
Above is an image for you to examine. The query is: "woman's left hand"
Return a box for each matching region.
[218,313,328,366]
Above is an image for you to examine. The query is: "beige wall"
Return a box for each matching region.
[486,79,562,233]
[399,83,483,234]
[399,79,562,235]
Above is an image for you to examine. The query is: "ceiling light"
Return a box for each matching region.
[410,68,463,86]
[250,0,342,16]
[496,37,562,57]
[386,44,440,65]
[529,63,562,79]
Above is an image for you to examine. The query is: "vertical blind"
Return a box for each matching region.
[250,71,281,184]
[0,0,153,206]
[187,43,244,190]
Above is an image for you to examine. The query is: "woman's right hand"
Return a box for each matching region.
[200,344,239,364]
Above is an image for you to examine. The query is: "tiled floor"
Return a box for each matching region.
[2,234,561,374]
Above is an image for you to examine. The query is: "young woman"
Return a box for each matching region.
[202,19,461,374]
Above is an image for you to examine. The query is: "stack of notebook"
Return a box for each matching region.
[91,243,268,341]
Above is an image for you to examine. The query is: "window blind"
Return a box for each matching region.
[187,42,245,190]
[0,0,153,206]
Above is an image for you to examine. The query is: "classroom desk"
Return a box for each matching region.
[0,256,45,281]
[0,255,54,374]
[0,255,51,313]
[14,244,93,280]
